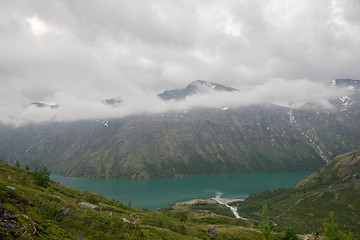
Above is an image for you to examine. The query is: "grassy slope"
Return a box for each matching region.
[0,160,275,240]
[234,150,360,236]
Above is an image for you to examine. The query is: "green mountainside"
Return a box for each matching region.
[233,150,360,235]
[1,104,359,179]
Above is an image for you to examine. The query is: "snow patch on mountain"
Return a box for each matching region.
[101,120,109,127]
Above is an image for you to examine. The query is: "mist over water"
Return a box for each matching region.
[51,171,313,210]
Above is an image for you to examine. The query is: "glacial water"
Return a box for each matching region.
[51,171,313,210]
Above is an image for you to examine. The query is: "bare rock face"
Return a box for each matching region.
[78,202,99,210]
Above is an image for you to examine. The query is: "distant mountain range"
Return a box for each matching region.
[0,79,359,179]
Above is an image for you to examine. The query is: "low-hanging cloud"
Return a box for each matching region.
[1,78,351,125]
[0,0,359,125]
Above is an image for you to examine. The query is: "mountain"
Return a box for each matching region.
[233,150,360,235]
[158,80,238,100]
[0,79,359,179]
[103,98,122,107]
[31,102,59,109]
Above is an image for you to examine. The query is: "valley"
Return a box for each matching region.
[2,2,360,238]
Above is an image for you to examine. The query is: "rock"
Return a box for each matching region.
[78,202,99,210]
[0,208,17,230]
[130,213,138,219]
[61,207,72,218]
[122,218,131,223]
[207,225,217,235]
[7,186,16,191]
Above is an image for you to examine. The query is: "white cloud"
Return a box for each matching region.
[26,16,49,37]
[0,0,359,125]
[1,78,350,125]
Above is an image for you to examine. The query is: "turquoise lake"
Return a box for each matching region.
[51,171,313,210]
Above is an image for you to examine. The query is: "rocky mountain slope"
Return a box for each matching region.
[0,79,359,179]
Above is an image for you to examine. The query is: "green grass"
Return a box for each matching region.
[0,160,273,239]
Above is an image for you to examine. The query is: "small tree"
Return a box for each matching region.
[259,203,274,240]
[324,211,355,240]
[15,160,20,168]
[33,166,51,188]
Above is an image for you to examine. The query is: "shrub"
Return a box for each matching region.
[259,203,274,240]
[282,228,299,240]
[33,166,51,188]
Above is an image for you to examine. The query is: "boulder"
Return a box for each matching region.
[78,202,99,210]
[207,225,217,235]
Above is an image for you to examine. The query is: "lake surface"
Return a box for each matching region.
[51,171,313,210]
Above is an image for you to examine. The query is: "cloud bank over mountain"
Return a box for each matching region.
[0,0,359,124]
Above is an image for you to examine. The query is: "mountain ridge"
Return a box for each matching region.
[158,80,238,100]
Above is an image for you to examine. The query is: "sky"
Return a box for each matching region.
[0,0,359,124]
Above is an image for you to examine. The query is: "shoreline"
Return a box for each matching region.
[211,197,245,204]
[175,197,245,206]
[174,197,247,220]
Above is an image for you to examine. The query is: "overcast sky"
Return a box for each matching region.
[0,0,359,124]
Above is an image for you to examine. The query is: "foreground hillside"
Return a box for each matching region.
[1,151,359,239]
[234,150,360,235]
[0,160,278,239]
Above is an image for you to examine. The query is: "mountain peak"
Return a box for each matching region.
[158,80,237,100]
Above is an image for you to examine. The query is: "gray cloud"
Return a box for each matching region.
[0,0,359,124]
